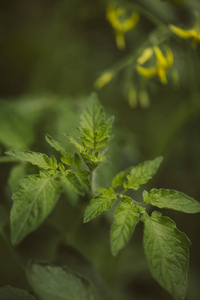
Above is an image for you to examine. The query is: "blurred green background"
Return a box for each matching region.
[0,0,200,299]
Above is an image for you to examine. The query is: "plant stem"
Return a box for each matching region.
[90,170,96,196]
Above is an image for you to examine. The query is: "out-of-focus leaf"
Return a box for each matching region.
[8,164,27,193]
[27,262,97,300]
[0,107,34,149]
[0,286,37,300]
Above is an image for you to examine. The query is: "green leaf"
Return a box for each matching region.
[80,93,105,133]
[112,166,132,188]
[10,172,62,245]
[84,187,116,223]
[74,153,82,169]
[8,164,26,193]
[95,116,114,149]
[110,196,140,256]
[79,116,114,151]
[81,152,107,171]
[124,157,163,190]
[5,150,58,170]
[45,134,73,167]
[27,262,97,300]
[64,134,86,153]
[142,210,191,299]
[143,188,200,213]
[63,95,113,171]
[79,94,113,152]
[0,286,37,300]
[0,107,34,149]
[60,170,90,196]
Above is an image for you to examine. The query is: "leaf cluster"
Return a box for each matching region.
[65,93,114,171]
[0,262,97,300]
[5,93,113,246]
[83,140,200,300]
[4,94,200,300]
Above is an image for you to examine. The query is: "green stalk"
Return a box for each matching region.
[90,170,96,197]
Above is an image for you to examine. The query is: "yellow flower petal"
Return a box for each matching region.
[94,71,114,89]
[170,24,200,48]
[154,46,168,67]
[115,30,126,50]
[136,66,157,78]
[106,5,120,29]
[165,46,174,67]
[157,67,167,84]
[122,12,140,32]
[136,46,173,84]
[106,4,139,50]
[169,24,192,39]
[137,48,154,65]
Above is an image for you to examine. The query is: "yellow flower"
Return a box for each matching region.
[136,46,173,84]
[106,4,140,50]
[169,24,200,49]
[94,71,114,89]
[137,47,154,65]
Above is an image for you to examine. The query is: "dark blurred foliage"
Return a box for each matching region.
[0,0,200,299]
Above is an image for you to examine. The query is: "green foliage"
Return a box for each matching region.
[6,150,58,170]
[61,170,90,196]
[0,286,37,300]
[124,157,163,190]
[0,107,35,150]
[112,166,132,188]
[3,94,200,299]
[66,93,114,171]
[45,134,73,167]
[110,196,140,256]
[10,172,62,245]
[83,187,116,223]
[5,94,113,246]
[27,262,97,300]
[143,188,200,213]
[142,211,191,299]
[1,0,200,298]
[8,164,27,193]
